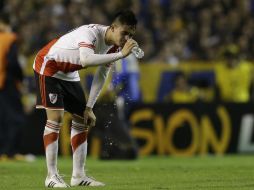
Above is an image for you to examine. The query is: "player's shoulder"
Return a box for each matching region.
[81,24,108,34]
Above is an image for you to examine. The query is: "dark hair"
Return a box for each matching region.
[113,10,137,27]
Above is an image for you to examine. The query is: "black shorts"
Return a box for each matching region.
[34,71,86,117]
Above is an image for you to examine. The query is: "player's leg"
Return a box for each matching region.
[44,109,70,188]
[44,109,64,177]
[59,80,104,186]
[70,114,88,178]
[34,72,69,188]
[70,114,104,186]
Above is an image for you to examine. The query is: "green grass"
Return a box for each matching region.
[0,155,254,190]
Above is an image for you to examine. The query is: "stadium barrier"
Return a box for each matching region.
[128,103,254,156]
[20,103,254,157]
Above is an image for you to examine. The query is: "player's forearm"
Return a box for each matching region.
[80,50,123,68]
[86,66,110,108]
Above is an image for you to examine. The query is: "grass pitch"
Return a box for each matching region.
[0,155,254,190]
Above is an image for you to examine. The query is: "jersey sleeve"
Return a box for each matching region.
[86,65,111,108]
[79,47,123,67]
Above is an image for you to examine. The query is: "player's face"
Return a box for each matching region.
[113,24,136,47]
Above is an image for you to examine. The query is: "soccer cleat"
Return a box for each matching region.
[45,174,70,188]
[70,176,105,187]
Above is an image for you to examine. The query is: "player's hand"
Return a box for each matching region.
[121,39,138,57]
[84,107,96,128]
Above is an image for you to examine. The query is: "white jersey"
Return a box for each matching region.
[33,24,118,81]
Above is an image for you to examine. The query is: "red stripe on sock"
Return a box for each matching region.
[43,132,59,149]
[71,132,88,152]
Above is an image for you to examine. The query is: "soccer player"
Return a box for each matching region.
[33,10,138,188]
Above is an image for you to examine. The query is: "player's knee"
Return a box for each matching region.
[46,110,64,123]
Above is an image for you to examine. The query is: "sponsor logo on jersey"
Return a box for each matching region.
[49,93,58,104]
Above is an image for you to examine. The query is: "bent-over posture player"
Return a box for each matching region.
[33,10,138,188]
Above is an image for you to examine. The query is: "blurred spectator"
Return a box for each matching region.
[0,16,25,160]
[164,72,202,103]
[98,53,141,105]
[112,54,141,103]
[215,45,253,102]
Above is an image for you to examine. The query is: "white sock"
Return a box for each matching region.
[71,121,88,178]
[43,120,61,177]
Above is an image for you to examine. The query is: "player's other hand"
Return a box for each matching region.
[121,39,138,57]
[84,107,96,128]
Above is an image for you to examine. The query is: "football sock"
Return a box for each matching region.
[71,121,88,178]
[43,120,61,177]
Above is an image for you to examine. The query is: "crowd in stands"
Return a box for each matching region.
[1,0,254,104]
[1,0,254,63]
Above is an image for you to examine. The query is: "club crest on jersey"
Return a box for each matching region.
[49,93,58,104]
